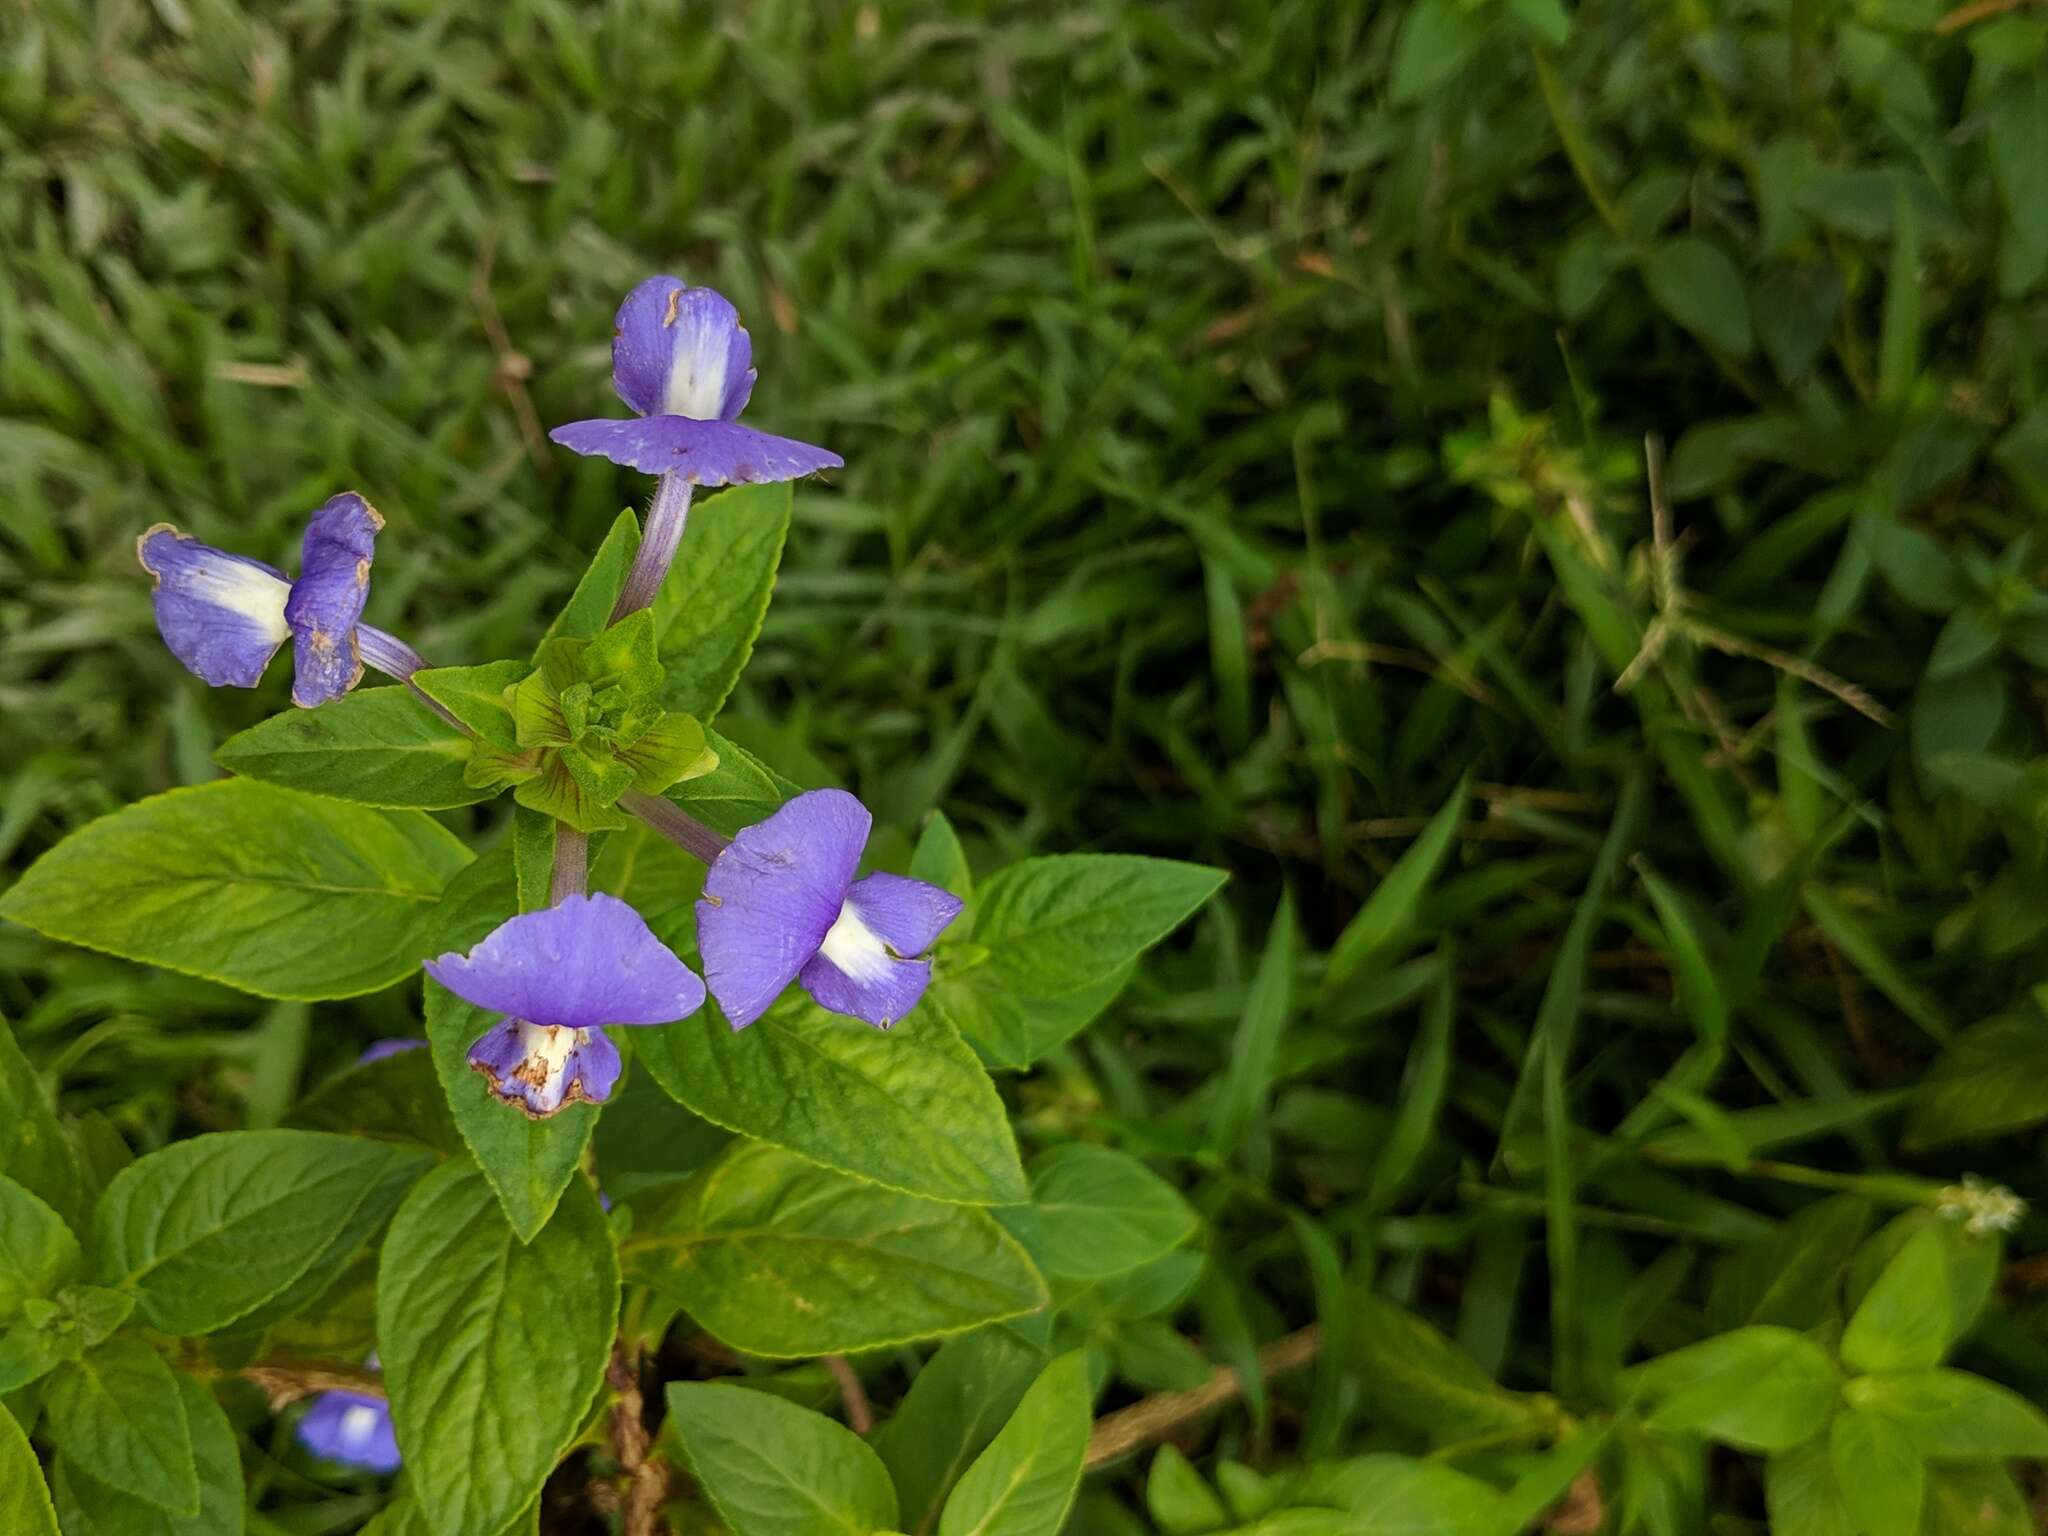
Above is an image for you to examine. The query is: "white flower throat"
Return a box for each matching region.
[818,902,893,981]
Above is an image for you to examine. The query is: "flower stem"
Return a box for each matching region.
[357,623,429,680]
[620,789,730,864]
[551,823,589,903]
[610,472,694,623]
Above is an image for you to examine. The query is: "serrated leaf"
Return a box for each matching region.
[875,1329,1048,1536]
[653,481,791,722]
[0,782,472,1001]
[667,1381,898,1536]
[999,1144,1197,1282]
[409,661,528,751]
[539,508,640,653]
[94,1130,432,1336]
[0,1175,82,1325]
[631,1140,1047,1357]
[636,990,1025,1207]
[377,1159,617,1536]
[215,688,488,808]
[0,1395,59,1535]
[424,978,598,1242]
[0,1016,81,1227]
[52,1372,243,1536]
[663,730,802,837]
[938,1352,1091,1536]
[43,1338,197,1515]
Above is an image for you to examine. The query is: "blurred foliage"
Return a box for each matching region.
[4,0,2048,1529]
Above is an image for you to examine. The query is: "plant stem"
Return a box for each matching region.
[607,1345,669,1536]
[232,1358,385,1408]
[1082,1325,1320,1468]
[551,823,589,903]
[610,473,694,622]
[620,790,730,863]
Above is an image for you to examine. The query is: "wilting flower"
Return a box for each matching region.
[137,492,385,708]
[697,789,962,1030]
[297,1388,399,1475]
[424,893,704,1116]
[549,277,842,486]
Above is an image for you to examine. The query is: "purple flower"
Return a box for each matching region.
[424,893,705,1117]
[297,1390,400,1475]
[357,1038,425,1064]
[696,789,963,1030]
[549,278,843,486]
[137,492,383,708]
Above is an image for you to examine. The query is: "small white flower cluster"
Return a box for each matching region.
[1935,1175,2026,1237]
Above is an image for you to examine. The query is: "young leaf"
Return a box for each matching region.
[215,688,489,808]
[52,1372,244,1536]
[630,1140,1047,1357]
[1841,1226,1950,1375]
[1627,1326,1839,1452]
[653,480,792,722]
[999,1144,1197,1282]
[635,992,1026,1207]
[94,1130,432,1336]
[0,781,472,1001]
[666,1381,898,1536]
[538,507,639,653]
[875,1329,1048,1536]
[0,1395,59,1536]
[424,977,598,1242]
[938,1352,1091,1536]
[1845,1369,2048,1460]
[1291,1457,1510,1536]
[0,1016,82,1226]
[409,661,528,751]
[1147,1445,1229,1536]
[377,1159,617,1536]
[1641,237,1754,356]
[42,1337,198,1515]
[0,1175,83,1324]
[1829,1409,1923,1536]
[661,730,803,835]
[1322,777,1466,997]
[1763,1437,1852,1536]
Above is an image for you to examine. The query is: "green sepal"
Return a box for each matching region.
[618,712,716,795]
[411,661,528,751]
[580,609,664,703]
[465,743,544,792]
[561,742,637,807]
[513,756,630,834]
[513,670,574,750]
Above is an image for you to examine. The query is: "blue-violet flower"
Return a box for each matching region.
[138,492,387,707]
[697,789,963,1030]
[549,277,842,486]
[424,892,704,1116]
[296,1389,399,1475]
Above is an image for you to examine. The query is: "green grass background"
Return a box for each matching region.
[4,0,2048,1523]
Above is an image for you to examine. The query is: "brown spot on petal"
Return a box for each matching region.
[355,557,371,587]
[663,287,681,327]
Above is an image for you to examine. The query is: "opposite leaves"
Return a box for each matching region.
[667,1381,898,1536]
[938,1351,1092,1536]
[377,1159,617,1536]
[0,781,472,1000]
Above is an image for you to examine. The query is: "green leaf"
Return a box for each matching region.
[1641,237,1754,357]
[1389,0,1486,103]
[875,1329,1048,1536]
[215,687,489,808]
[1627,1326,1839,1452]
[667,1381,898,1536]
[999,1144,1197,1282]
[635,991,1025,1207]
[1830,1410,1923,1536]
[1764,1437,1855,1536]
[1905,1014,2048,1148]
[52,1372,244,1536]
[410,661,528,751]
[663,731,803,837]
[1148,1446,1229,1536]
[424,978,598,1242]
[1988,73,2048,266]
[0,1016,81,1226]
[1709,1195,1873,1333]
[539,508,640,653]
[0,1395,59,1536]
[0,781,472,1001]
[1350,1294,1549,1445]
[1208,895,1295,1160]
[938,1352,1091,1536]
[936,855,1223,1070]
[631,1140,1047,1357]
[1923,1463,2032,1536]
[1291,1457,1511,1536]
[616,709,714,796]
[653,481,792,722]
[377,1159,617,1536]
[1845,1369,2048,1460]
[1842,1226,1950,1375]
[0,1175,82,1325]
[1846,1211,1998,1353]
[94,1130,431,1336]
[284,1044,461,1153]
[1323,777,1466,996]
[43,1337,197,1515]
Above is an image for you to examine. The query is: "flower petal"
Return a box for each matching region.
[424,891,705,1029]
[357,1038,425,1064]
[697,788,870,1029]
[548,414,841,485]
[798,898,937,1028]
[466,1020,622,1116]
[296,1391,401,1474]
[136,523,291,688]
[285,492,381,708]
[610,277,756,421]
[845,872,964,957]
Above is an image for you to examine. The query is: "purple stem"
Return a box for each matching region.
[608,473,694,623]
[357,624,428,680]
[550,823,589,904]
[618,790,730,864]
